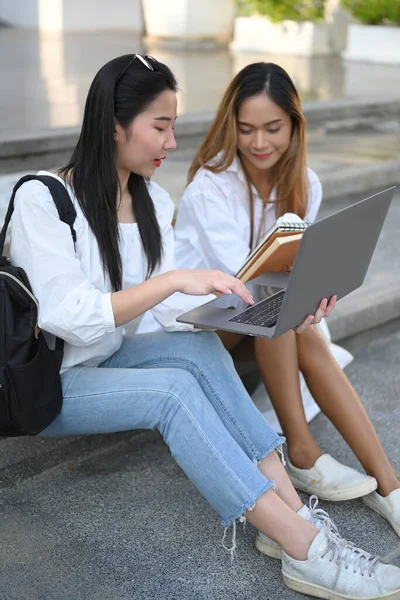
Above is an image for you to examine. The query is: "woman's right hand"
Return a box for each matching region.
[173,269,254,305]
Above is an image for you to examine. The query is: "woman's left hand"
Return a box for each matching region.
[294,296,337,334]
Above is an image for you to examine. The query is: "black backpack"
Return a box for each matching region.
[0,175,77,437]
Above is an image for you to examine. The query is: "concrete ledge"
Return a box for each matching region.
[0,429,159,490]
[320,159,400,201]
[328,279,400,342]
[303,95,400,128]
[1,95,400,174]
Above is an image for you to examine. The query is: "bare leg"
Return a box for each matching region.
[219,330,324,468]
[254,332,323,468]
[258,450,303,512]
[216,330,245,352]
[219,327,399,497]
[297,327,400,496]
[246,451,318,559]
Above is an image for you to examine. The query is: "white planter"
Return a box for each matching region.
[343,24,400,65]
[142,0,235,45]
[231,16,336,57]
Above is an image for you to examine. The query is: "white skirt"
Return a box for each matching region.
[136,313,353,433]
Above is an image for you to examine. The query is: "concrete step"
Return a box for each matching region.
[1,95,400,174]
[0,429,159,490]
[1,320,400,600]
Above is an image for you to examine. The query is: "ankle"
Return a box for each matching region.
[376,478,400,497]
[287,446,324,470]
[282,526,319,561]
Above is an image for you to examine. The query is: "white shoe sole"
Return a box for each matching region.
[363,495,400,537]
[288,474,378,502]
[283,571,400,600]
[255,533,281,559]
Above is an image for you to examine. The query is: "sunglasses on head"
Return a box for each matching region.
[115,53,155,88]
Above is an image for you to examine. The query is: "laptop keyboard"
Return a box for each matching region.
[228,289,286,328]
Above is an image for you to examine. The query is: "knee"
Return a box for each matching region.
[158,368,201,435]
[165,367,199,401]
[185,331,230,366]
[297,327,330,374]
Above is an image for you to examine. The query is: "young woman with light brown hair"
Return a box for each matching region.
[138,62,400,539]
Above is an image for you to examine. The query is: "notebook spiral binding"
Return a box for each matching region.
[278,222,309,231]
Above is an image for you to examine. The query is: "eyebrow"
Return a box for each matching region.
[238,118,283,127]
[153,116,177,122]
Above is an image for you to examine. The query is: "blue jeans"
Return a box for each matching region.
[41,331,284,526]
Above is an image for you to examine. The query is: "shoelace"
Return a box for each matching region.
[309,496,382,583]
[308,495,342,539]
[322,521,380,586]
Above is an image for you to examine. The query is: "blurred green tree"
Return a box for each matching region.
[235,0,326,22]
[341,0,400,25]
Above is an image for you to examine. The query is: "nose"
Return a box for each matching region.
[253,129,269,151]
[164,128,177,151]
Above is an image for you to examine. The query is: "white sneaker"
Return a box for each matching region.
[255,533,281,559]
[363,488,400,537]
[282,525,400,600]
[287,453,378,501]
[256,495,335,559]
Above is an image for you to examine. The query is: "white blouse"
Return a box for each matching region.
[10,171,194,372]
[136,155,323,335]
[174,155,322,275]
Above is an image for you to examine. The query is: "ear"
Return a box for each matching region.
[114,118,122,142]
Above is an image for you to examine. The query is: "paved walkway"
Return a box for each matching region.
[1,320,400,600]
[1,27,400,136]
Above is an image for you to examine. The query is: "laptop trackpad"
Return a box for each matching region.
[212,294,249,312]
[211,284,283,312]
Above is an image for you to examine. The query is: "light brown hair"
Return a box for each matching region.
[188,63,309,244]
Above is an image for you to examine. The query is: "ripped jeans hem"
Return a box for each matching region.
[220,479,276,528]
[219,435,285,528]
[253,435,286,466]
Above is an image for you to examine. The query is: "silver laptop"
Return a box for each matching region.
[177,187,395,338]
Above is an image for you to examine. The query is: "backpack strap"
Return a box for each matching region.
[0,175,78,361]
[0,174,77,254]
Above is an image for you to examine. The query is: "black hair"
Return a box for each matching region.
[60,54,178,291]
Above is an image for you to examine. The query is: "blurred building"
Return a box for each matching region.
[0,0,144,32]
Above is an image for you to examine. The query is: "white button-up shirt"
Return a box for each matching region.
[174,155,322,275]
[10,172,193,372]
[136,155,323,335]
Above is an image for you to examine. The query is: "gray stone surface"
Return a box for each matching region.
[2,124,400,206]
[1,320,400,600]
[2,97,400,175]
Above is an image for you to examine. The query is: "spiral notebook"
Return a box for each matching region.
[236,220,309,283]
